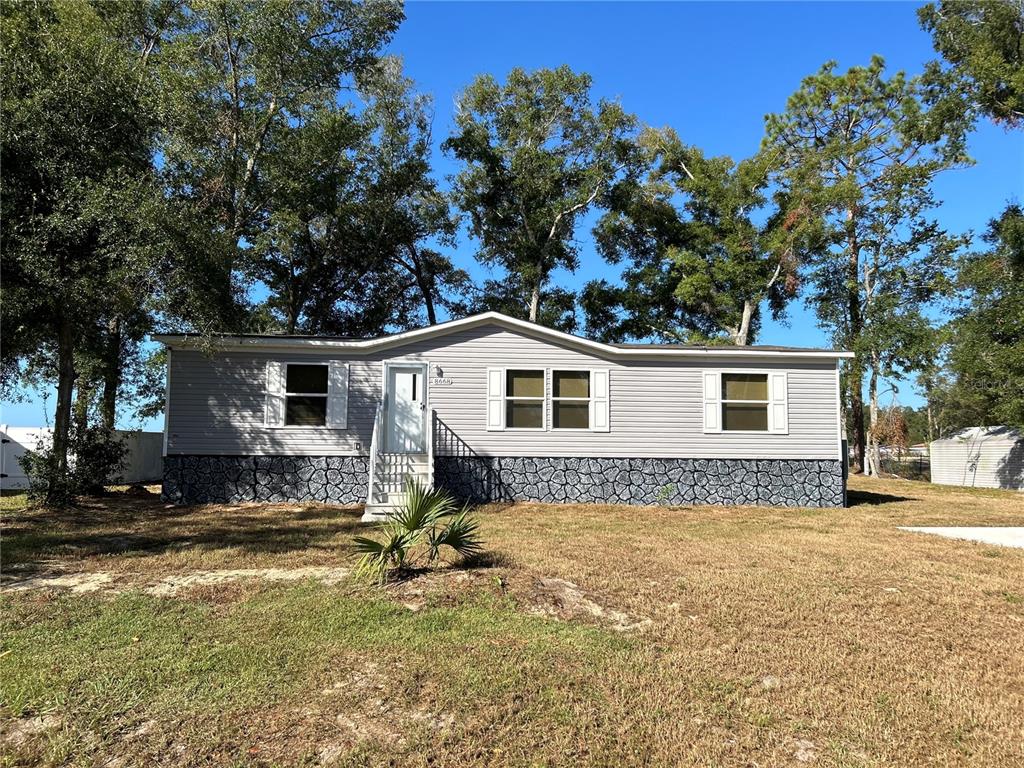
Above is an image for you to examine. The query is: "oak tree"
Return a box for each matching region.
[444,66,636,324]
[584,128,803,345]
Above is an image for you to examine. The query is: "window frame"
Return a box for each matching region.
[283,362,330,429]
[720,372,770,434]
[503,368,547,431]
[551,369,592,431]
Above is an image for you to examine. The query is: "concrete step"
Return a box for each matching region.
[362,502,404,522]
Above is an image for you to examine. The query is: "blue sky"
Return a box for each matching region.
[3,1,1021,430]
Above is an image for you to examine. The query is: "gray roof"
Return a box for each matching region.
[611,342,845,354]
[153,311,854,359]
[933,426,1023,444]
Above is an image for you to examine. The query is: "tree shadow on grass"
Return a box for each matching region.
[2,492,366,576]
[847,489,916,506]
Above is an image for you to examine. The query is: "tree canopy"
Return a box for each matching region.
[584,128,802,345]
[940,204,1024,428]
[1,0,169,497]
[919,0,1024,127]
[444,65,637,323]
[154,0,404,324]
[763,56,972,472]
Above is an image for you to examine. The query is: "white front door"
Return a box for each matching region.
[386,365,426,453]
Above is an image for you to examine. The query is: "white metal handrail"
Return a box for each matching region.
[366,403,383,504]
[426,408,436,490]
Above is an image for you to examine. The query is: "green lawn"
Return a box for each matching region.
[2,477,1022,767]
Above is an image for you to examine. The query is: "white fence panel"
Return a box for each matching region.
[0,426,163,490]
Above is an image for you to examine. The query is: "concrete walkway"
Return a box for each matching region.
[898,527,1024,549]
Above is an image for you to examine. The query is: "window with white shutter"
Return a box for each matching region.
[486,367,611,432]
[266,361,349,428]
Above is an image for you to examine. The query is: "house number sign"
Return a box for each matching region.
[430,377,453,386]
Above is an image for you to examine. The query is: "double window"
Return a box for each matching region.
[490,368,609,432]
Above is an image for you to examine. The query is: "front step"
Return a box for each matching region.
[362,503,403,522]
[361,453,430,522]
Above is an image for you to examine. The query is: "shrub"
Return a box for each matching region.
[23,425,126,503]
[353,481,483,583]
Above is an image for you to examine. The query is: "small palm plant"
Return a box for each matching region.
[354,480,483,583]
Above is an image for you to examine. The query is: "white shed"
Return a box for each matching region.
[930,427,1024,491]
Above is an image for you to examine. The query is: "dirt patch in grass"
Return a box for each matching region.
[385,566,650,632]
[525,576,652,631]
[1,565,352,597]
[0,713,62,748]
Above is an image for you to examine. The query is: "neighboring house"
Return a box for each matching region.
[930,427,1024,491]
[154,312,852,518]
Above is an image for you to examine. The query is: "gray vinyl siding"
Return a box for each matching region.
[166,323,841,460]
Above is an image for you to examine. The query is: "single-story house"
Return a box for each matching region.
[155,311,852,518]
[930,426,1024,491]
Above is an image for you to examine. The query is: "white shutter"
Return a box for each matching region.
[590,369,610,432]
[486,367,504,431]
[545,368,552,431]
[326,361,349,429]
[768,371,789,434]
[702,371,721,433]
[265,361,286,427]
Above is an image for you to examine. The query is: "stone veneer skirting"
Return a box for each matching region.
[162,456,369,505]
[433,456,846,508]
[163,455,845,508]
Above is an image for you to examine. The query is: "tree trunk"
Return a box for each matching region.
[100,317,121,431]
[846,215,866,474]
[416,271,438,326]
[74,374,91,437]
[50,317,76,502]
[924,383,935,443]
[733,300,755,345]
[407,246,438,325]
[866,359,880,477]
[528,278,541,323]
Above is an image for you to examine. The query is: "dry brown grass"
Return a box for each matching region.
[1,485,365,577]
[2,476,1022,767]
[471,475,1024,766]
